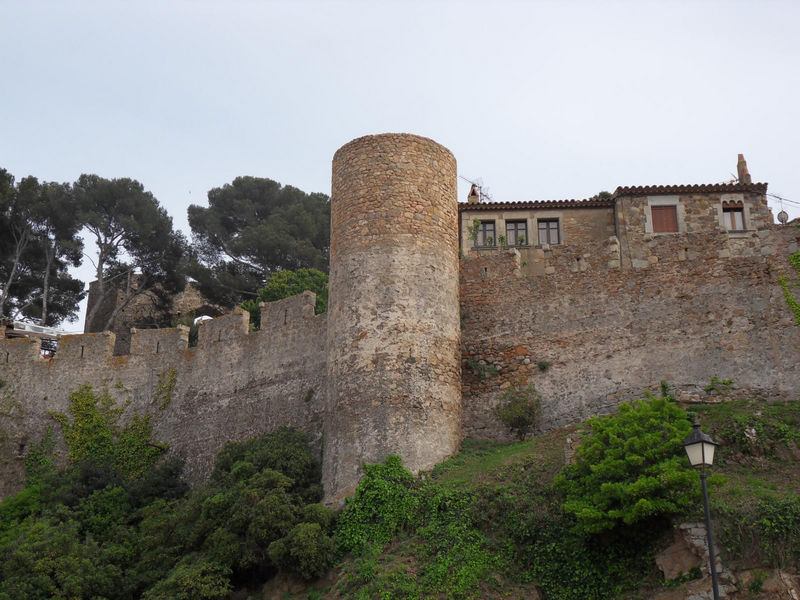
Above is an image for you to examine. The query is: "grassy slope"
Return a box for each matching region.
[277,398,800,600]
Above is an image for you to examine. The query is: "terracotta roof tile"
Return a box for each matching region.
[458,198,613,211]
[458,182,768,211]
[613,182,767,197]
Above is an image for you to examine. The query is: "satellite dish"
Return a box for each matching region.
[777,210,789,225]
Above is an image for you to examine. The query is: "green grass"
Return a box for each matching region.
[430,428,574,491]
[688,399,800,506]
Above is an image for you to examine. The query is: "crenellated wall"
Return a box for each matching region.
[0,292,327,499]
[2,135,799,507]
[459,225,800,442]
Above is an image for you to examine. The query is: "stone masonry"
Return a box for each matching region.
[1,134,799,506]
[325,134,461,505]
[0,293,326,499]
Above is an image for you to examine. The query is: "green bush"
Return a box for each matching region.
[0,418,330,599]
[555,396,697,534]
[525,518,655,600]
[142,554,231,600]
[494,384,541,440]
[268,522,335,580]
[335,456,494,599]
[211,427,323,503]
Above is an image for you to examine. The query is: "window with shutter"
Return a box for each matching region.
[651,205,678,233]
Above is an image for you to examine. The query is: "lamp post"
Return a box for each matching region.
[683,422,721,600]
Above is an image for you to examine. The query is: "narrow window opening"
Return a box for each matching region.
[723,203,745,231]
[80,345,85,358]
[156,341,161,354]
[284,309,288,325]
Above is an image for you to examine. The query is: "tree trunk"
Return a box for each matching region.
[0,228,31,316]
[40,239,54,325]
[84,244,107,332]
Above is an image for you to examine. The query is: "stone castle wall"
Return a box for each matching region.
[460,225,800,441]
[2,134,799,506]
[325,133,461,505]
[0,292,327,499]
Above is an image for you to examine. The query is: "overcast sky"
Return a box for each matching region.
[2,0,799,330]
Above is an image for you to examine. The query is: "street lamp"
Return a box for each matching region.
[683,422,721,600]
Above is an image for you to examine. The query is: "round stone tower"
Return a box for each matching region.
[324,133,461,505]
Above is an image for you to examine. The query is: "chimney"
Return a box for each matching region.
[737,154,752,184]
[467,183,480,204]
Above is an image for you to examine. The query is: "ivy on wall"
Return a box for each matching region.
[778,251,800,325]
[49,384,167,479]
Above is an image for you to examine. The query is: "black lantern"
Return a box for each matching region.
[683,422,721,600]
[683,423,718,468]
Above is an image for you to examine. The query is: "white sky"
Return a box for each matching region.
[2,0,799,331]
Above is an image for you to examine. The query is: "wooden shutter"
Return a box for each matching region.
[651,205,678,233]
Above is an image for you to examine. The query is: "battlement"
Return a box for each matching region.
[2,135,799,508]
[129,327,189,357]
[0,292,329,499]
[260,290,317,328]
[0,292,324,368]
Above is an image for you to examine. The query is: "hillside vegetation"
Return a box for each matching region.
[293,390,800,600]
[1,386,799,600]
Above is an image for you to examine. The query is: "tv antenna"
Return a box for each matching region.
[458,175,493,203]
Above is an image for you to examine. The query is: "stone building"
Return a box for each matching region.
[1,136,798,506]
[84,277,223,355]
[459,154,771,270]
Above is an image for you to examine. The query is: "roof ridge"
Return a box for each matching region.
[613,182,768,197]
[458,198,613,210]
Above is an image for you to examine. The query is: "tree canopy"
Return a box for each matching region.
[257,268,328,313]
[2,168,328,331]
[74,174,188,333]
[187,177,330,306]
[241,268,328,329]
[0,170,85,325]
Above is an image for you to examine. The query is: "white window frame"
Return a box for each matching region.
[645,196,684,234]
